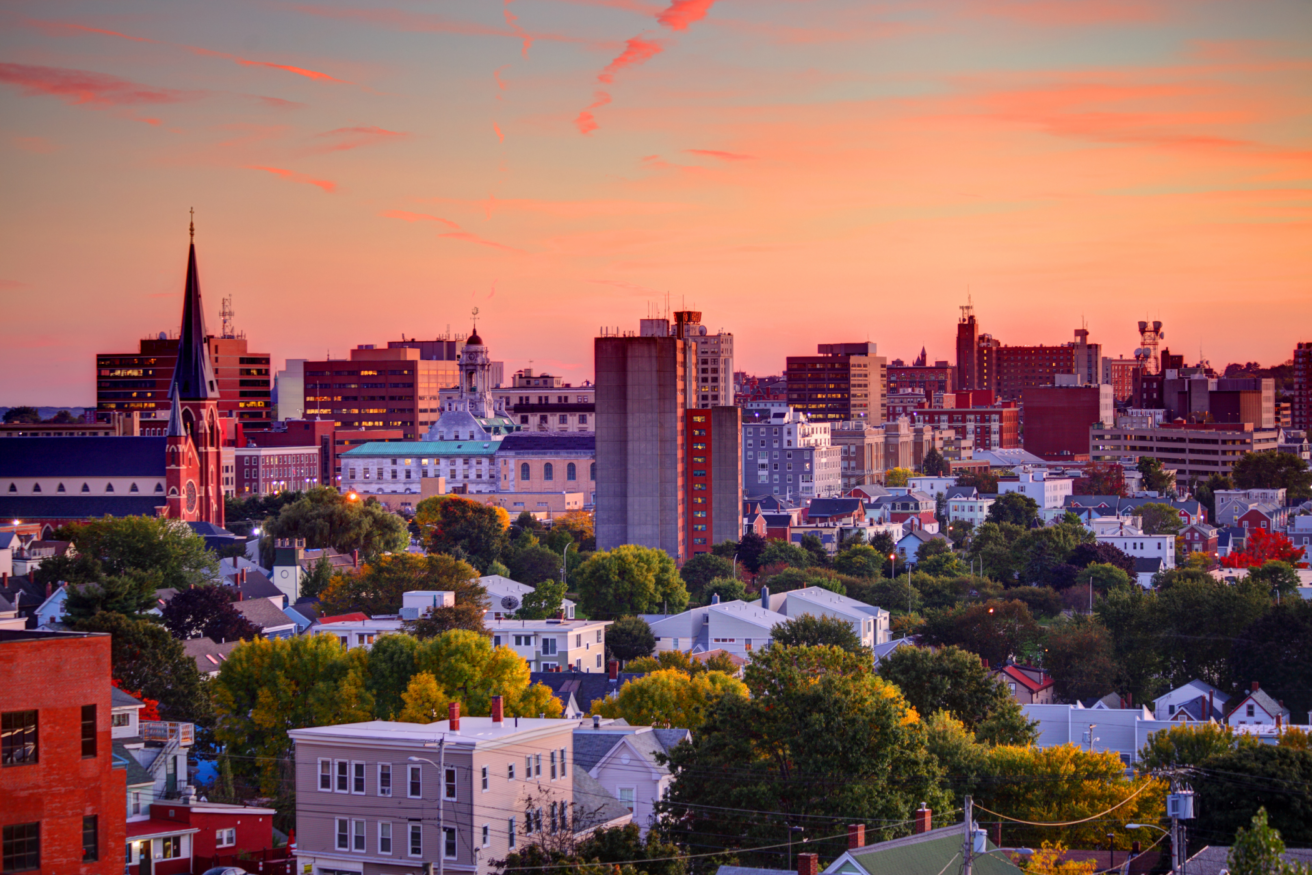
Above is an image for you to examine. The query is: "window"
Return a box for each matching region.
[378,763,392,796]
[216,828,235,849]
[618,787,636,814]
[159,836,181,860]
[535,753,542,777]
[409,824,422,857]
[82,817,98,862]
[335,759,348,792]
[567,463,577,481]
[520,463,530,480]
[508,762,516,780]
[590,463,595,480]
[1247,704,1256,717]
[379,822,392,855]
[560,747,567,770]
[481,765,489,791]
[409,764,422,797]
[352,761,366,794]
[544,463,554,481]
[443,827,457,859]
[508,818,516,850]
[319,759,332,791]
[336,819,349,851]
[81,705,97,758]
[2,823,39,873]
[1,711,38,766]
[550,750,557,780]
[131,792,142,815]
[541,637,557,655]
[481,825,490,848]
[526,755,533,778]
[112,712,130,728]
[445,767,457,800]
[353,820,366,852]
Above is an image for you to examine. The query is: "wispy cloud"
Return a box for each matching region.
[439,231,523,253]
[381,209,521,252]
[963,0,1166,27]
[246,165,336,192]
[598,36,663,84]
[380,209,460,228]
[11,136,59,154]
[657,0,717,31]
[576,91,612,134]
[686,148,754,161]
[310,125,409,154]
[0,62,199,107]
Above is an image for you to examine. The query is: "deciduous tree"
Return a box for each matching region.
[987,492,1041,528]
[1042,616,1116,703]
[590,668,746,730]
[51,516,218,591]
[1073,462,1126,497]
[319,552,484,618]
[418,496,510,572]
[1229,598,1312,718]
[62,571,159,623]
[771,613,864,653]
[1137,502,1184,536]
[877,645,1036,743]
[1192,745,1312,845]
[1222,529,1307,569]
[918,600,1043,669]
[516,579,567,620]
[679,553,734,601]
[160,585,260,642]
[1137,456,1176,493]
[1233,449,1312,501]
[261,487,409,566]
[606,616,656,664]
[885,467,913,487]
[573,545,688,618]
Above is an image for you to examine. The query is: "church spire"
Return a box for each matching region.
[172,211,218,401]
[165,383,185,437]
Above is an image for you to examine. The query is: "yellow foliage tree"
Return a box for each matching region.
[1015,843,1096,874]
[590,668,747,730]
[398,671,451,723]
[412,629,561,719]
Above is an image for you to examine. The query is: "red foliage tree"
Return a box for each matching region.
[112,677,162,722]
[1220,528,1307,569]
[1074,462,1126,497]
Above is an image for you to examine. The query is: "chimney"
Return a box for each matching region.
[981,658,988,670]
[1276,714,1282,729]
[760,586,769,608]
[593,714,601,729]
[913,803,932,834]
[711,593,720,604]
[1,572,7,586]
[1126,692,1132,707]
[490,695,504,725]
[448,702,460,732]
[847,824,865,850]
[1207,690,1214,720]
[608,660,619,680]
[45,581,52,598]
[1253,681,1260,692]
[352,549,360,568]
[797,854,818,875]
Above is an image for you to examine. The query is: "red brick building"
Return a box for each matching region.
[994,345,1078,402]
[911,404,1020,451]
[684,407,742,555]
[0,629,126,875]
[234,447,322,496]
[1022,384,1115,462]
[125,802,276,875]
[302,347,461,440]
[1293,342,1312,431]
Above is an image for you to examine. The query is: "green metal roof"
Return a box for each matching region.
[341,441,501,457]
[846,832,1020,875]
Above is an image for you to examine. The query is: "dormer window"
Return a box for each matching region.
[32,483,41,493]
[57,483,66,493]
[130,483,139,493]
[155,484,164,493]
[106,483,114,493]
[81,483,90,493]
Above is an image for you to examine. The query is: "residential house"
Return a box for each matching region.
[1095,532,1175,586]
[1237,504,1288,536]
[489,617,611,672]
[1214,488,1287,527]
[142,801,278,875]
[9,538,72,578]
[1286,513,1312,551]
[883,491,938,532]
[289,700,579,875]
[646,599,786,660]
[1180,523,1219,557]
[480,574,576,620]
[906,476,957,499]
[0,571,46,625]
[741,501,768,539]
[999,468,1074,517]
[762,513,794,543]
[897,529,948,563]
[946,486,994,527]
[310,614,404,650]
[993,664,1055,705]
[182,638,242,677]
[1226,682,1291,727]
[530,664,641,717]
[804,497,867,527]
[1023,702,1175,766]
[1152,680,1229,722]
[572,718,690,835]
[761,585,891,647]
[872,637,917,663]
[234,596,299,639]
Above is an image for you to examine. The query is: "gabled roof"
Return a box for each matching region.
[112,740,153,787]
[836,825,1021,875]
[112,687,145,710]
[234,598,297,630]
[182,637,242,674]
[317,612,370,624]
[0,437,167,478]
[807,498,865,519]
[1182,523,1218,536]
[571,765,632,832]
[1133,557,1163,574]
[531,670,640,716]
[997,664,1053,693]
[226,569,283,602]
[945,486,979,500]
[761,513,794,527]
[1229,688,1290,720]
[1155,679,1229,707]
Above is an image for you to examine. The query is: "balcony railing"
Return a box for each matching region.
[142,721,195,746]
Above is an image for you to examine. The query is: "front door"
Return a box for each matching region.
[140,843,153,875]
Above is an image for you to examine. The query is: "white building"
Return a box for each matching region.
[906,476,956,499]
[1096,532,1175,586]
[479,574,576,619]
[646,599,787,660]
[742,403,843,500]
[1153,679,1229,722]
[946,495,994,527]
[573,720,690,836]
[999,468,1073,513]
[488,617,611,672]
[762,585,891,647]
[1023,702,1175,766]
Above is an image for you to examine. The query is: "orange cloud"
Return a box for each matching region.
[0,63,200,107]
[599,37,663,84]
[576,91,612,134]
[494,122,505,143]
[380,209,460,229]
[311,125,409,153]
[657,0,717,31]
[247,165,336,192]
[686,148,754,161]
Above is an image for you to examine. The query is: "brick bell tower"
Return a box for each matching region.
[164,212,225,526]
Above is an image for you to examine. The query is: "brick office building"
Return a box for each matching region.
[303,347,462,440]
[911,401,1020,451]
[234,446,322,496]
[1,629,126,875]
[1295,342,1312,431]
[786,343,887,423]
[1022,384,1115,461]
[97,336,272,430]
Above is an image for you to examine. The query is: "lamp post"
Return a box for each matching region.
[787,825,805,870]
[1125,823,1167,874]
[409,742,447,875]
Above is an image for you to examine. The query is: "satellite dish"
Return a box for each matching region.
[501,595,521,611]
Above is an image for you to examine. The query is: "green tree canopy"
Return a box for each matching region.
[771,613,864,653]
[1233,449,1312,501]
[1042,616,1117,703]
[833,544,885,579]
[505,540,565,586]
[63,571,159,623]
[1228,598,1312,718]
[50,516,218,591]
[319,552,483,617]
[678,553,735,601]
[1137,456,1176,493]
[876,644,1037,743]
[260,487,409,566]
[986,492,1040,528]
[606,616,656,664]
[757,540,812,571]
[417,495,510,572]
[2,405,41,423]
[1137,502,1184,536]
[1192,745,1312,846]
[659,645,950,863]
[918,599,1043,669]
[702,577,748,604]
[516,579,567,620]
[1226,807,1312,875]
[573,545,689,618]
[921,447,949,476]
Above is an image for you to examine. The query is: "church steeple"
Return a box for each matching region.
[173,211,218,401]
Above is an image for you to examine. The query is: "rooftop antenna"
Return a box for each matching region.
[220,295,236,339]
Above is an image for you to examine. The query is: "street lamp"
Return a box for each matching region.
[787,825,805,870]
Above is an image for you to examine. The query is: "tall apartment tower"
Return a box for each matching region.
[683,317,734,406]
[786,343,887,423]
[955,302,980,391]
[1294,343,1312,432]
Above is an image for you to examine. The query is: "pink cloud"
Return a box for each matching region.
[493,122,505,143]
[576,91,612,134]
[257,96,306,110]
[247,165,336,192]
[380,209,461,228]
[657,0,717,31]
[310,125,409,154]
[0,63,199,108]
[686,148,754,161]
[598,37,663,84]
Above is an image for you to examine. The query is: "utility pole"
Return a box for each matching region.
[962,795,974,875]
[437,738,446,875]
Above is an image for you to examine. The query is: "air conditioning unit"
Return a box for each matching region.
[399,607,420,620]
[1167,793,1194,820]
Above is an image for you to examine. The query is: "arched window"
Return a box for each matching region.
[520,463,530,481]
[57,483,66,493]
[155,483,164,493]
[590,463,596,481]
[129,483,140,493]
[543,463,554,481]
[7,483,16,493]
[566,463,577,482]
[81,483,90,493]
[32,483,41,493]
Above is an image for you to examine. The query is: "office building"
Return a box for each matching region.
[303,347,462,440]
[1022,384,1115,461]
[955,302,980,391]
[1295,343,1312,431]
[887,352,954,403]
[0,629,126,875]
[234,446,321,496]
[97,335,272,429]
[595,313,695,559]
[742,404,842,501]
[831,421,886,490]
[275,359,305,420]
[685,406,741,554]
[685,317,735,407]
[1103,357,1140,404]
[1090,422,1279,481]
[911,400,1020,451]
[786,342,887,423]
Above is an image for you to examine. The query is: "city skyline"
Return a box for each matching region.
[3,0,1311,405]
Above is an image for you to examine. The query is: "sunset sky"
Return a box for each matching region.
[2,0,1310,405]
